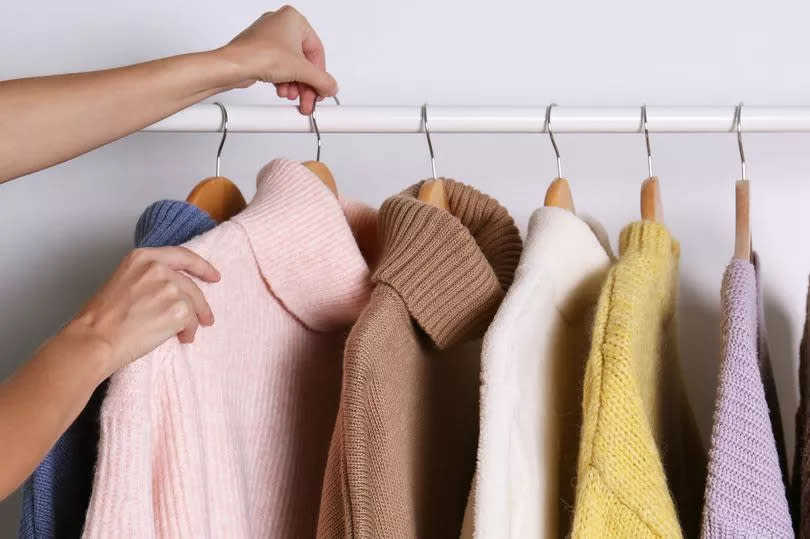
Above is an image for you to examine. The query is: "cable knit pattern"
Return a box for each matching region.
[316,179,523,539]
[461,207,612,539]
[701,258,792,538]
[572,221,706,539]
[19,200,215,539]
[81,160,376,538]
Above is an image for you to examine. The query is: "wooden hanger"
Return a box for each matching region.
[733,104,752,261]
[639,105,663,222]
[187,177,246,223]
[417,104,450,210]
[418,179,449,209]
[303,160,338,196]
[302,98,340,196]
[186,103,247,223]
[640,176,663,222]
[544,178,575,211]
[542,104,575,212]
[735,180,751,260]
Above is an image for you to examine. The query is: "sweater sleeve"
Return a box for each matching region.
[81,347,163,538]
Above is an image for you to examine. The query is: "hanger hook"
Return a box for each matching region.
[214,102,228,177]
[422,103,437,180]
[309,96,341,162]
[735,102,746,180]
[642,104,653,178]
[545,103,562,179]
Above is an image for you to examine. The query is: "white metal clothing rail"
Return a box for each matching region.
[144,104,810,134]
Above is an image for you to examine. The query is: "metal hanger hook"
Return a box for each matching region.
[422,103,437,180]
[642,104,653,178]
[310,96,341,162]
[545,103,562,179]
[735,102,747,180]
[214,102,228,177]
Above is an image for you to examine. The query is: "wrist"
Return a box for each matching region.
[53,318,118,383]
[209,43,275,85]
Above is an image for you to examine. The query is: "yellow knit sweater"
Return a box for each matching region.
[572,222,705,538]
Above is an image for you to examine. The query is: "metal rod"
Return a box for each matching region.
[144,104,810,133]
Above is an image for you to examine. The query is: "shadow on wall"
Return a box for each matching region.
[765,292,799,471]
[0,236,131,379]
[0,491,19,536]
[678,278,721,446]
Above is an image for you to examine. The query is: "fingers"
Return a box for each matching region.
[277,82,289,98]
[173,273,215,327]
[299,17,329,114]
[285,54,338,104]
[299,84,316,115]
[301,23,327,71]
[172,298,199,344]
[156,273,211,345]
[145,246,221,282]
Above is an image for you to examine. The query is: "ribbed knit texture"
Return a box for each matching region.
[19,200,214,539]
[793,276,810,538]
[460,207,612,539]
[701,257,792,538]
[134,199,217,247]
[316,179,523,539]
[572,221,706,538]
[81,159,376,538]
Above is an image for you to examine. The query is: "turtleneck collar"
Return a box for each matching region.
[232,159,376,332]
[373,179,523,348]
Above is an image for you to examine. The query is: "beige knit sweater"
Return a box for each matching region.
[316,180,523,538]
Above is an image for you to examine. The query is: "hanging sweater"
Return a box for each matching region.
[572,222,706,538]
[461,207,611,539]
[701,256,792,538]
[19,200,215,539]
[793,277,810,538]
[81,159,377,538]
[316,179,523,539]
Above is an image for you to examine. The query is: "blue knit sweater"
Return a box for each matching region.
[19,200,216,539]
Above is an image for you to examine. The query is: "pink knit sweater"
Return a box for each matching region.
[82,159,377,538]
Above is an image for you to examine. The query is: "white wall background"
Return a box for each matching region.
[3,0,810,532]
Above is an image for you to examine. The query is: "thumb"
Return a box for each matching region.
[281,53,338,98]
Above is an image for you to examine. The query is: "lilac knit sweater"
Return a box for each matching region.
[701,257,792,538]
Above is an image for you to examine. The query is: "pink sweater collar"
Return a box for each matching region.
[233,159,375,332]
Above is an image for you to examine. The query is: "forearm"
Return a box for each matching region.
[0,323,110,499]
[0,49,246,183]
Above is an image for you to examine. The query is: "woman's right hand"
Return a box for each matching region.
[66,246,220,377]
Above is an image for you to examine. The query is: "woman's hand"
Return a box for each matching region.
[68,246,221,377]
[0,5,337,183]
[219,5,338,114]
[0,246,220,499]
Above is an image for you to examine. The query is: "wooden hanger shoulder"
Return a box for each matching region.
[302,160,338,196]
[186,176,247,223]
[418,179,449,210]
[544,177,575,212]
[734,179,752,261]
[640,176,663,223]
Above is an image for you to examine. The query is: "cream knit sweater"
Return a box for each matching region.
[82,159,377,538]
[461,207,612,539]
